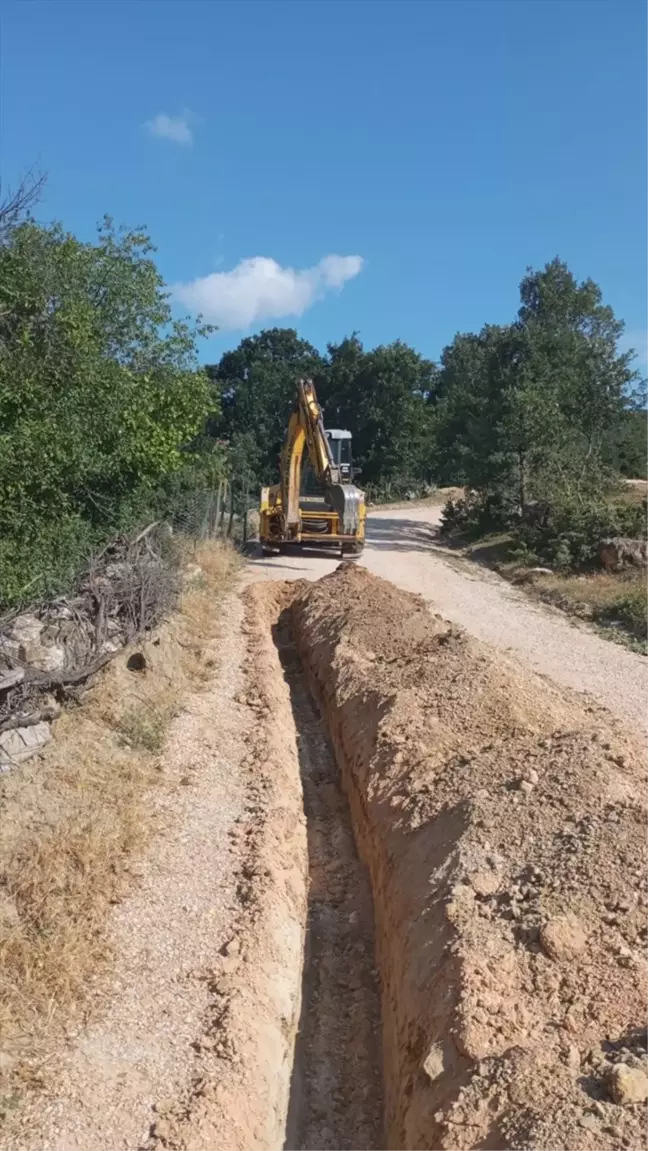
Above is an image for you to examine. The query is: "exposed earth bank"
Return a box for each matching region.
[289,564,647,1150]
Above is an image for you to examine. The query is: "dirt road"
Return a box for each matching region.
[247,504,647,737]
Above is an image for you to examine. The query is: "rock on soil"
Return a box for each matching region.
[0,720,52,767]
[291,563,647,1151]
[607,1063,648,1105]
[539,914,588,961]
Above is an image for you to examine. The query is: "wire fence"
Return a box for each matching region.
[161,479,259,545]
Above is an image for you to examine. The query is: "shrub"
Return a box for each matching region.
[440,491,513,539]
[518,496,647,570]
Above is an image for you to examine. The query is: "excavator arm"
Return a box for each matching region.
[281,381,363,536]
[259,378,365,552]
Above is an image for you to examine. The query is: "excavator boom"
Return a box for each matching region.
[260,380,366,555]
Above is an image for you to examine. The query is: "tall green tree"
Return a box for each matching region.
[0,218,212,603]
[324,335,438,494]
[435,258,637,510]
[514,258,636,501]
[206,328,326,484]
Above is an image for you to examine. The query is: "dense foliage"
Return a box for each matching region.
[432,260,646,567]
[434,260,640,499]
[206,329,438,500]
[0,218,212,603]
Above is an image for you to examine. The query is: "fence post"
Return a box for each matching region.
[227,479,235,537]
[213,480,223,538]
[243,478,249,543]
[219,480,228,536]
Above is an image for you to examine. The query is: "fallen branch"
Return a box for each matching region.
[0,706,60,735]
[23,651,115,692]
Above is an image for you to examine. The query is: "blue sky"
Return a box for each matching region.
[2,0,646,367]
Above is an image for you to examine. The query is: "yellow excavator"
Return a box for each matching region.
[259,379,366,557]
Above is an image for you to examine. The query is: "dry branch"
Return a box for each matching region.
[0,522,181,729]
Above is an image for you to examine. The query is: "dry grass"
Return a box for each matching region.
[618,478,648,505]
[522,567,647,646]
[0,540,240,1112]
[369,485,465,511]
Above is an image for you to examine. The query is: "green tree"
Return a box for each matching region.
[0,218,212,603]
[324,335,438,495]
[207,329,438,498]
[604,408,647,479]
[206,328,326,484]
[514,258,635,502]
[435,259,636,512]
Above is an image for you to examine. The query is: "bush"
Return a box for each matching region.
[612,584,648,639]
[518,497,647,570]
[441,488,647,575]
[440,491,513,539]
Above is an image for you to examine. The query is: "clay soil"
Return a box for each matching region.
[168,564,646,1150]
[291,563,648,1151]
[275,605,384,1151]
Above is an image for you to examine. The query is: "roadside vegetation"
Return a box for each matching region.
[430,262,646,645]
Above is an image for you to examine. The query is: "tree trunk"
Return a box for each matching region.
[518,450,527,513]
[242,479,249,543]
[227,479,235,537]
[213,480,223,538]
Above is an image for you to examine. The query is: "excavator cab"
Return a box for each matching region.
[326,430,353,482]
[259,381,366,557]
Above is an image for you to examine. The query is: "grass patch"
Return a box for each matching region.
[116,703,171,752]
[0,540,240,1114]
[517,569,647,648]
[462,531,519,569]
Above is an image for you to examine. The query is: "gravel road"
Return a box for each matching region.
[247,504,647,738]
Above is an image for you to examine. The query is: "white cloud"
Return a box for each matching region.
[173,254,364,330]
[145,112,193,146]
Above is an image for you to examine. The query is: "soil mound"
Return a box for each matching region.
[292,564,647,1150]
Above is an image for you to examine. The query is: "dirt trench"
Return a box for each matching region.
[148,565,646,1151]
[274,607,384,1151]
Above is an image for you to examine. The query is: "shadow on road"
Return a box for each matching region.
[365,516,439,553]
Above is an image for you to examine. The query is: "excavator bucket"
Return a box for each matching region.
[326,482,364,536]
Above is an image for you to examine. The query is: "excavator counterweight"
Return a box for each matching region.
[259,380,366,556]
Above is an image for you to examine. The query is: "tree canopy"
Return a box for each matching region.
[0,217,212,602]
[206,330,438,499]
[434,258,640,509]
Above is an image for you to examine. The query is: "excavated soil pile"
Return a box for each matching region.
[291,564,648,1151]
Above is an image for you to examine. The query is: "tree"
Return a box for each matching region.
[0,167,46,244]
[206,328,326,484]
[434,327,512,490]
[0,218,212,603]
[604,408,648,479]
[435,259,636,512]
[324,335,438,494]
[514,258,636,501]
[205,328,439,499]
